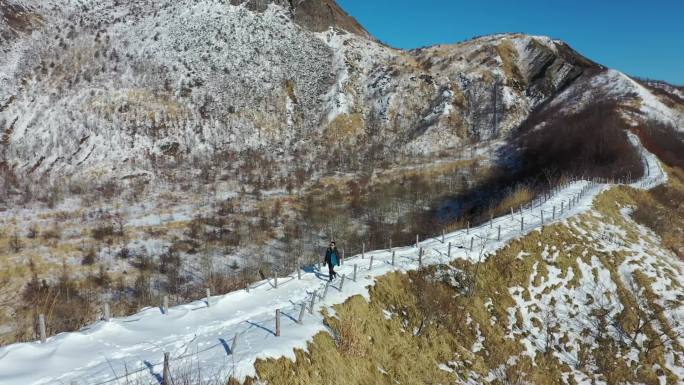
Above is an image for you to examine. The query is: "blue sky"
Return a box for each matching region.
[337,0,684,85]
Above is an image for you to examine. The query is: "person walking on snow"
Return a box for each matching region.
[325,241,340,281]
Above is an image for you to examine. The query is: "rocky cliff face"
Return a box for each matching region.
[0,0,681,192]
[230,0,372,38]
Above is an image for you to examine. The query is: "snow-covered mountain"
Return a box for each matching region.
[3,0,680,189]
[2,1,684,384]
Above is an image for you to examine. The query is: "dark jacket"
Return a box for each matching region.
[325,247,340,267]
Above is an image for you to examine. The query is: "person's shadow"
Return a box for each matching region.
[303,263,330,281]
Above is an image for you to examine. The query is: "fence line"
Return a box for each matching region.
[17,174,651,384]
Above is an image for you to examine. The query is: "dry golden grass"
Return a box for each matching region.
[496,39,524,86]
[249,177,684,384]
[491,184,535,218]
[324,113,365,143]
[251,293,459,385]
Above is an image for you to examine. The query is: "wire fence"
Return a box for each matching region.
[2,145,667,385]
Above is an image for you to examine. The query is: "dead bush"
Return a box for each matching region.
[334,314,366,357]
[517,100,644,180]
[20,262,97,340]
[41,225,61,240]
[635,120,684,171]
[91,224,115,240]
[81,248,97,265]
[9,232,22,252]
[27,224,38,239]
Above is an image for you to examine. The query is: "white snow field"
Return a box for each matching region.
[0,140,668,385]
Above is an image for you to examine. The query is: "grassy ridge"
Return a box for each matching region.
[244,171,684,384]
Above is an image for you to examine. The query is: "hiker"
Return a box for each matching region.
[325,241,340,281]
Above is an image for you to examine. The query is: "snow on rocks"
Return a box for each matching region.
[551,69,684,130]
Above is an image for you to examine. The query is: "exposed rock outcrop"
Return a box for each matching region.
[230,0,372,38]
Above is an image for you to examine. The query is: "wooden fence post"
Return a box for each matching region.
[497,225,501,241]
[469,237,474,252]
[369,255,374,270]
[322,280,331,300]
[298,303,306,324]
[466,222,470,234]
[162,352,170,385]
[38,314,46,343]
[391,250,396,266]
[275,309,281,337]
[553,206,556,220]
[520,217,524,232]
[246,283,250,293]
[416,234,419,248]
[274,272,278,289]
[162,296,169,314]
[353,264,358,282]
[205,288,211,307]
[441,229,445,243]
[541,210,544,225]
[418,248,423,268]
[389,237,393,252]
[510,207,514,219]
[362,242,365,259]
[448,242,452,258]
[561,201,564,214]
[339,274,346,291]
[309,291,316,314]
[231,333,238,354]
[103,302,111,322]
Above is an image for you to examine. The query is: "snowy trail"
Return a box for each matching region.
[0,139,667,385]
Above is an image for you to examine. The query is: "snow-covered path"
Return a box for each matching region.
[0,140,667,385]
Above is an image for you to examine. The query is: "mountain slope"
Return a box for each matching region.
[0,0,621,188]
[1,1,684,383]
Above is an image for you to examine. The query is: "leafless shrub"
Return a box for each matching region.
[81,248,97,265]
[517,100,644,180]
[9,232,22,252]
[19,261,97,340]
[41,224,61,240]
[635,119,684,171]
[92,224,115,240]
[26,224,38,239]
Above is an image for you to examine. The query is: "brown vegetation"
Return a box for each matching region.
[517,101,644,181]
[634,120,684,171]
[249,181,684,384]
[631,166,684,259]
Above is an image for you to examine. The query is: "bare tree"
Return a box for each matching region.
[9,232,22,253]
[0,276,13,310]
[112,212,126,237]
